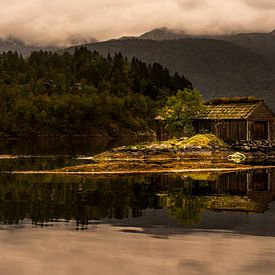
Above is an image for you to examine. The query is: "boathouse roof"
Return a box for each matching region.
[194,97,269,120]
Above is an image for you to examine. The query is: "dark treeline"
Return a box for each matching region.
[0,47,192,137]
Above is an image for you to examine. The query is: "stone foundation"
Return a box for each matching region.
[232,140,273,153]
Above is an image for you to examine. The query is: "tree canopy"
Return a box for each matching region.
[158,88,204,137]
[0,47,193,137]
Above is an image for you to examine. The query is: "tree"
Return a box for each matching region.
[158,88,204,137]
[0,48,193,137]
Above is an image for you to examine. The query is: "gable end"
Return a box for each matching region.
[247,102,275,121]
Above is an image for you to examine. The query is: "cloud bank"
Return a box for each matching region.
[0,0,274,46]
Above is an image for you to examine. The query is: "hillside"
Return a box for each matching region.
[218,31,275,60]
[135,27,275,60]
[139,27,187,41]
[65,38,275,111]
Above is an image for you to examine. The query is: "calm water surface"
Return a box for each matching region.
[0,138,275,274]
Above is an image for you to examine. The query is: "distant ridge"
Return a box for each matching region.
[139,27,188,40]
[135,27,275,59]
[0,37,98,56]
[0,38,59,57]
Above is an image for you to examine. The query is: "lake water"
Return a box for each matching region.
[1,138,275,275]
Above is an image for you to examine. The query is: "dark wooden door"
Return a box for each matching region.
[252,121,268,140]
[251,173,268,191]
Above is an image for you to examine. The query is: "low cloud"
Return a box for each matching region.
[0,0,274,46]
[244,0,275,10]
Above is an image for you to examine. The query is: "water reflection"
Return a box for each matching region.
[0,169,274,235]
[0,156,92,171]
[0,137,149,156]
[0,137,150,171]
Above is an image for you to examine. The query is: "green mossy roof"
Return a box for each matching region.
[194,102,259,120]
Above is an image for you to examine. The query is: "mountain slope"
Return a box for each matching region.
[136,28,275,60]
[65,38,275,110]
[218,31,275,60]
[139,27,187,40]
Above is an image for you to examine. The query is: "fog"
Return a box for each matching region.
[0,0,274,46]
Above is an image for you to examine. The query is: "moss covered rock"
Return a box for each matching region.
[113,134,230,153]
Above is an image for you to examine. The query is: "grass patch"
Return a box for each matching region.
[178,134,229,149]
[134,134,229,150]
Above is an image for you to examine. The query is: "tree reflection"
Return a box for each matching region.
[0,170,273,229]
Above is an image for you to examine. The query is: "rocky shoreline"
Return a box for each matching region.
[232,140,273,153]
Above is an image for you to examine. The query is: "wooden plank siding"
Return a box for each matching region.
[270,120,275,145]
[194,119,247,142]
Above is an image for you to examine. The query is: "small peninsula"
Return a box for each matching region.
[57,134,275,174]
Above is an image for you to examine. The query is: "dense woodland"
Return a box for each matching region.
[0,47,192,137]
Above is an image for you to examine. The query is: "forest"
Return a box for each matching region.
[0,47,193,137]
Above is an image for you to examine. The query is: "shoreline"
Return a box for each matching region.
[3,164,275,175]
[2,134,272,175]
[0,135,153,140]
[52,134,275,174]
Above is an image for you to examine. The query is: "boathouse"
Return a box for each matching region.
[193,98,275,143]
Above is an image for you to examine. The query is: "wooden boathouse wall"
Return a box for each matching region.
[194,119,248,142]
[248,102,275,143]
[193,100,275,144]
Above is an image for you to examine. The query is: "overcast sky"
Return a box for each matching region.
[0,0,275,46]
